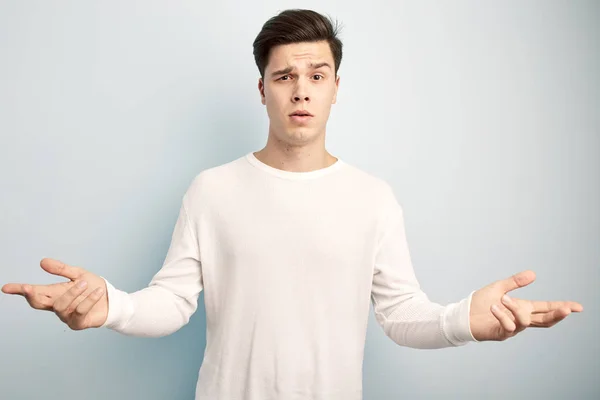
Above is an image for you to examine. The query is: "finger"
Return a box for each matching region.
[70,287,105,329]
[500,270,536,293]
[70,288,99,314]
[570,302,584,312]
[494,302,516,322]
[3,281,74,299]
[530,307,572,328]
[40,258,83,280]
[531,300,584,313]
[35,281,74,297]
[501,294,531,333]
[491,304,516,332]
[4,284,54,310]
[53,280,88,317]
[2,259,81,295]
[2,283,28,296]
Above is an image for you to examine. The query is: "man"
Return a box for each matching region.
[1,9,583,400]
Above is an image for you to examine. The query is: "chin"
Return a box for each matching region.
[283,130,320,145]
[268,123,323,146]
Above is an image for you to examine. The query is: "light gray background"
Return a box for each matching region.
[1,1,598,399]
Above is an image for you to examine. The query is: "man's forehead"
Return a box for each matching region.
[268,41,333,69]
[273,40,330,55]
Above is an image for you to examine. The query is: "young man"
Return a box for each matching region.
[2,9,583,400]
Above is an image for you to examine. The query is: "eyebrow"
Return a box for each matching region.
[270,62,332,78]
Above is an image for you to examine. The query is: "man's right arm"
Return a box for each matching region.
[100,193,204,337]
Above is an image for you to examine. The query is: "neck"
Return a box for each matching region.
[254,133,337,173]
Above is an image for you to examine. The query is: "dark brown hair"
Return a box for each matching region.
[252,9,343,79]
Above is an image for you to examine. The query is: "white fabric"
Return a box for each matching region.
[100,152,477,399]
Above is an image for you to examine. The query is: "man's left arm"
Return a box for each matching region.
[370,188,476,349]
[370,184,583,348]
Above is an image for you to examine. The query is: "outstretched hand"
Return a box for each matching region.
[469,270,583,341]
[1,258,108,330]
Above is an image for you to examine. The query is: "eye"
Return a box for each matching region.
[279,75,291,81]
[313,74,324,81]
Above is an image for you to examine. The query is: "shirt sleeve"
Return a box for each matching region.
[370,183,478,348]
[98,189,204,337]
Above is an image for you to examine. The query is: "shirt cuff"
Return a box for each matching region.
[441,290,479,346]
[99,277,135,331]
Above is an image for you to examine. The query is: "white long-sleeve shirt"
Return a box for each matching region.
[100,152,477,399]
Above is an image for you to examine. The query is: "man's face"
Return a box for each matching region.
[259,40,340,146]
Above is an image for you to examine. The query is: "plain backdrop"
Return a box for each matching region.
[1,1,598,399]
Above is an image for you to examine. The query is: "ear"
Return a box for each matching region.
[332,75,340,104]
[258,78,266,105]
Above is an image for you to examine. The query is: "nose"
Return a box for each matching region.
[293,95,309,102]
[292,81,310,103]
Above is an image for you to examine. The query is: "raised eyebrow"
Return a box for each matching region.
[270,62,332,78]
[309,62,332,70]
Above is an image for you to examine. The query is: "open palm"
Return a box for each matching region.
[1,258,108,330]
[469,270,583,341]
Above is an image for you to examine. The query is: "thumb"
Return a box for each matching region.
[40,258,83,280]
[498,270,536,293]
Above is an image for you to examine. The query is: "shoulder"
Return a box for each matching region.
[338,162,405,238]
[340,161,399,206]
[182,154,248,207]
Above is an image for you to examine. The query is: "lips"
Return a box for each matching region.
[290,110,313,117]
[289,113,313,124]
